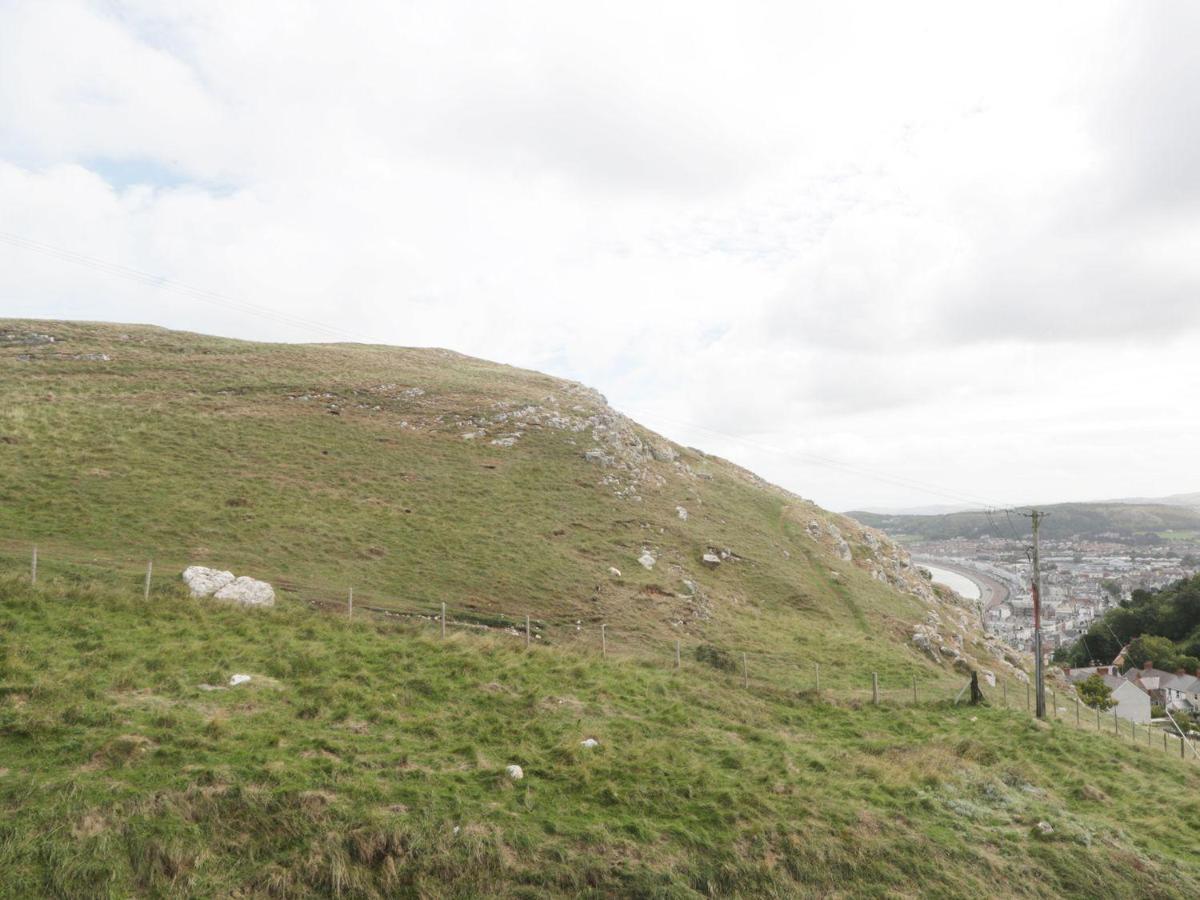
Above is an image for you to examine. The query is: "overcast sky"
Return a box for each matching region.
[3,1,1198,512]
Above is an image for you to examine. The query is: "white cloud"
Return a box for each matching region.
[2,0,1198,511]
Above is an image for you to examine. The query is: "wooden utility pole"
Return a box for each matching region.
[1025,510,1047,719]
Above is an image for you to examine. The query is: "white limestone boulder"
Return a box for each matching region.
[213,576,276,607]
[505,764,524,780]
[182,566,235,598]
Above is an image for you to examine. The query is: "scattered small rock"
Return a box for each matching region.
[701,552,721,568]
[1035,820,1054,836]
[608,567,622,578]
[637,550,656,570]
[505,764,524,780]
[580,738,599,749]
[229,674,252,687]
[676,506,688,521]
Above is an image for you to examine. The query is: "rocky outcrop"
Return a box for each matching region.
[182,566,235,598]
[182,567,274,607]
[214,576,275,607]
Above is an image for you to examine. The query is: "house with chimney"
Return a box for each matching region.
[1123,661,1178,706]
[1064,664,1152,724]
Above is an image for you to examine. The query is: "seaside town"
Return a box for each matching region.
[915,534,1200,657]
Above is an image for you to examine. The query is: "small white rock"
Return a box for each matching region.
[1036,821,1053,835]
[505,764,524,780]
[637,550,656,570]
[701,552,721,567]
[229,674,252,687]
[676,506,688,521]
[580,738,599,749]
[608,567,622,578]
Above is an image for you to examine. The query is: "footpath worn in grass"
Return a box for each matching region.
[2,578,1199,898]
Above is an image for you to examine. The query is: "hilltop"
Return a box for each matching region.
[0,319,1011,686]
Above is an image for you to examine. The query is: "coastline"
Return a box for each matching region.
[915,557,1011,613]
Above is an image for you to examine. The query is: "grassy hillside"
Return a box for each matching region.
[850,504,1200,543]
[11,320,1198,897]
[3,577,1200,898]
[0,319,1008,688]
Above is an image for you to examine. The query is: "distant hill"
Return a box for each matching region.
[1106,491,1200,510]
[848,502,1200,543]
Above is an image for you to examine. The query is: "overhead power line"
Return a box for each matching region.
[622,405,1014,512]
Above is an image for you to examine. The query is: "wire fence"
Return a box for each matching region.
[5,540,1198,766]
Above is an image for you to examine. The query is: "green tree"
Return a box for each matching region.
[1076,674,1116,710]
[1124,635,1179,670]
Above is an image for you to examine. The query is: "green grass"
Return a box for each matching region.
[8,320,1198,897]
[0,319,970,688]
[3,577,1200,898]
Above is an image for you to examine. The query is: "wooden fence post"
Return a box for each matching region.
[742,652,748,689]
[31,545,37,585]
[1131,719,1135,742]
[1164,731,1168,752]
[441,602,446,638]
[872,672,879,705]
[814,663,820,694]
[1026,681,1030,713]
[913,675,918,704]
[601,624,607,658]
[1002,681,1007,708]
[674,640,681,669]
[144,560,153,600]
[1075,697,1080,726]
[1113,709,1119,735]
[347,587,353,620]
[525,614,531,649]
[1051,690,1057,718]
[1182,734,1186,760]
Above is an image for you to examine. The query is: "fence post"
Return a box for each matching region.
[347,587,353,620]
[1026,681,1030,713]
[1182,734,1186,760]
[601,624,607,658]
[1148,724,1152,748]
[1096,706,1100,730]
[441,602,446,638]
[742,652,749,689]
[1164,731,1168,752]
[525,614,531,649]
[1002,681,1007,708]
[31,545,37,584]
[814,663,820,694]
[1075,696,1080,726]
[144,559,153,600]
[872,672,879,705]
[1113,708,1119,735]
[913,675,918,704]
[1131,719,1135,743]
[674,640,681,669]
[1051,690,1056,718]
